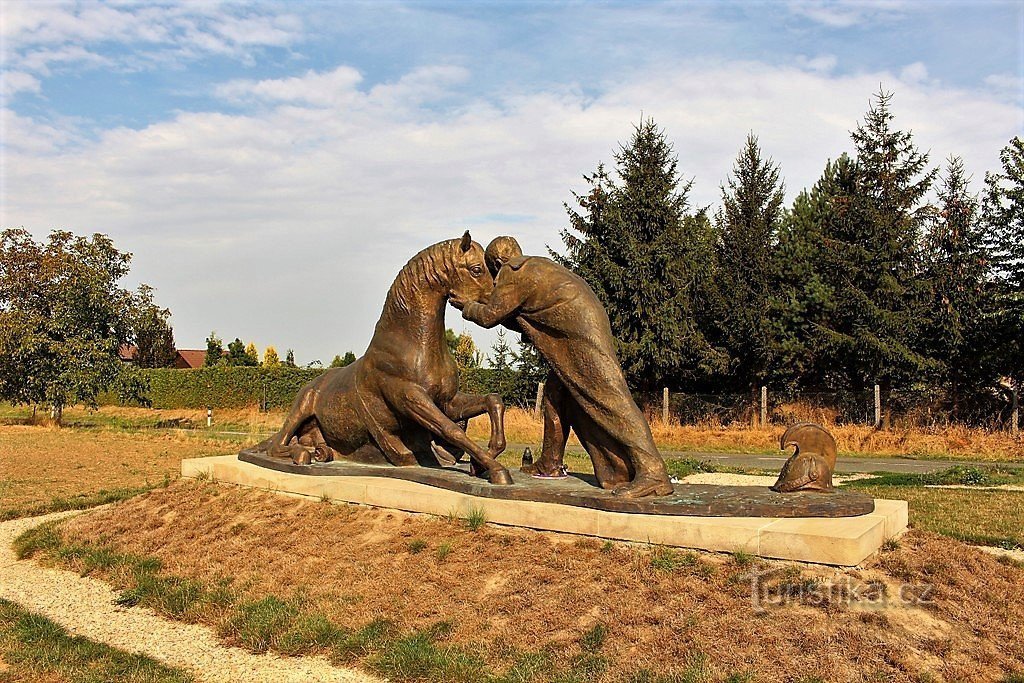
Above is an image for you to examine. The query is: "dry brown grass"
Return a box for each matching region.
[55,481,1024,683]
[0,425,231,515]
[6,402,1021,461]
[467,408,1024,462]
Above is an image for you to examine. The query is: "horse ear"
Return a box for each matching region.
[460,231,472,252]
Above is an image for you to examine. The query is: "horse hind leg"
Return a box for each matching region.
[296,419,338,463]
[266,388,320,464]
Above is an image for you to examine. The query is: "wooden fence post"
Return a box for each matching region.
[535,382,544,418]
[1013,385,1019,437]
[873,384,881,429]
[760,386,768,427]
[662,387,669,424]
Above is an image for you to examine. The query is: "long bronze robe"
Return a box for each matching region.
[462,256,670,489]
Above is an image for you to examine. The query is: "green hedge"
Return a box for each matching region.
[100,366,532,410]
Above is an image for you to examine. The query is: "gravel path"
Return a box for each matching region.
[0,512,379,683]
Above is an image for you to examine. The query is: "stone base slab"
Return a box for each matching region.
[182,455,908,566]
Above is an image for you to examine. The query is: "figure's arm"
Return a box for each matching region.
[462,276,528,329]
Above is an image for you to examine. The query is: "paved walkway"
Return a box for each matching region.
[0,512,378,683]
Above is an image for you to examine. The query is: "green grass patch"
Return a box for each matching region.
[665,457,719,478]
[0,597,194,682]
[463,506,488,531]
[852,484,1024,549]
[846,465,1024,489]
[0,482,165,522]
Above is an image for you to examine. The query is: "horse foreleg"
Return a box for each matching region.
[399,386,512,485]
[442,392,506,459]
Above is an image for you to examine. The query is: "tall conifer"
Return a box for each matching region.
[557,118,725,391]
[713,133,785,390]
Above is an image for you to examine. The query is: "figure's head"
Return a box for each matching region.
[484,236,522,277]
[448,230,494,304]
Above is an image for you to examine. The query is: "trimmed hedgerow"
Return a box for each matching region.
[98,366,519,409]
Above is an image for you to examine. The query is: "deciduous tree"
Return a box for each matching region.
[0,229,147,423]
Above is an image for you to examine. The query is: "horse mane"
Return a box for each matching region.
[386,239,459,313]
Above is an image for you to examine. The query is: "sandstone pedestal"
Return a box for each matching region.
[182,455,907,566]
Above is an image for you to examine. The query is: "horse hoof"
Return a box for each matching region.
[488,468,514,486]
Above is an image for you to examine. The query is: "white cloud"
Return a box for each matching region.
[215,66,364,107]
[2,60,1018,362]
[787,0,908,28]
[899,61,928,83]
[1,1,305,82]
[1,71,41,98]
[795,54,838,73]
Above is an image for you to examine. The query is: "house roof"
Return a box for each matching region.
[175,349,207,369]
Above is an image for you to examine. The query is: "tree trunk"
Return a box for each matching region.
[50,403,63,426]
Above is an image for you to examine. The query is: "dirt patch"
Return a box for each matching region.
[56,481,1024,682]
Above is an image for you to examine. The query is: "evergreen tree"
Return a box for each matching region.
[204,332,223,367]
[244,342,260,366]
[226,338,248,366]
[557,117,725,391]
[983,136,1024,391]
[284,349,296,367]
[841,89,937,391]
[263,346,280,367]
[512,335,548,406]
[489,330,518,401]
[770,159,847,389]
[774,92,936,394]
[922,157,995,416]
[712,133,785,390]
[132,284,176,368]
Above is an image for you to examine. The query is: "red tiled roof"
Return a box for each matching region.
[175,349,207,369]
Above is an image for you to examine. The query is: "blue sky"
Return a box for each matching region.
[2,0,1022,364]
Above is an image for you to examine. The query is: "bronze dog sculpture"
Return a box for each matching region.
[771,422,837,492]
[247,232,513,485]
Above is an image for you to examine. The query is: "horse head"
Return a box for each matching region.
[447,231,493,306]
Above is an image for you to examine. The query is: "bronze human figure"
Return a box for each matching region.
[772,422,837,493]
[249,233,513,485]
[454,236,674,498]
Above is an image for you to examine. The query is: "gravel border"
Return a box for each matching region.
[0,512,379,683]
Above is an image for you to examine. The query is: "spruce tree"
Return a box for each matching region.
[842,89,936,391]
[983,136,1024,391]
[922,157,994,416]
[557,117,725,391]
[778,92,936,394]
[204,332,223,367]
[489,329,517,402]
[770,157,850,390]
[712,133,785,390]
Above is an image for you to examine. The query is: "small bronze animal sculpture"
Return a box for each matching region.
[248,233,513,485]
[772,422,837,493]
[455,236,673,498]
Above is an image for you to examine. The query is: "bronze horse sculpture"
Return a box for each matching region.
[247,232,513,485]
